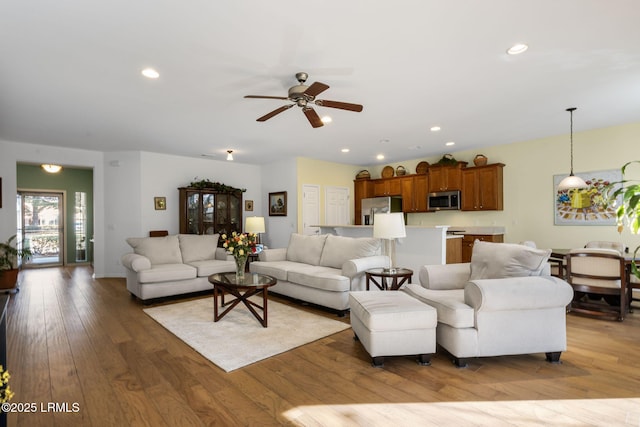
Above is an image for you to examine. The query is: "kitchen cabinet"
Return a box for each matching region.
[372,177,402,197]
[462,234,504,263]
[354,179,373,225]
[401,174,429,212]
[178,187,242,238]
[461,164,505,211]
[427,163,468,192]
[446,237,463,264]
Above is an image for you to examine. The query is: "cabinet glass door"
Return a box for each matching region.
[229,195,240,232]
[186,192,200,234]
[215,195,228,236]
[202,193,215,234]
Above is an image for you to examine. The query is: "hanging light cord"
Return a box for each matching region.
[567,107,577,176]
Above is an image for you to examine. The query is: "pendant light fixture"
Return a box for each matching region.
[226,150,233,161]
[41,164,62,173]
[557,107,587,191]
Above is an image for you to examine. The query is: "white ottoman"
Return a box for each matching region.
[349,291,437,367]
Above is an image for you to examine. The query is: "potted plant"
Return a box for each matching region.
[604,161,640,279]
[0,235,32,290]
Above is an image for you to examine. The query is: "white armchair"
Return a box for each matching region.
[402,241,574,367]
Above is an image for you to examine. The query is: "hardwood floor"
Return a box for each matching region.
[5,266,640,426]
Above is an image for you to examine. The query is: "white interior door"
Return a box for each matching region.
[302,184,320,235]
[325,186,350,225]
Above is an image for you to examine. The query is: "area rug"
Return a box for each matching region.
[143,297,350,372]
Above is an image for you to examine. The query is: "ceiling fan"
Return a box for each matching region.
[244,72,363,128]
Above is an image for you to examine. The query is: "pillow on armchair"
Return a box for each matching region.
[470,240,551,280]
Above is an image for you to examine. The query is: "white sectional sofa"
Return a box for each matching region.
[249,233,389,315]
[121,234,235,301]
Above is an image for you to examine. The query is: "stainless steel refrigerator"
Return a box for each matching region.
[361,196,403,225]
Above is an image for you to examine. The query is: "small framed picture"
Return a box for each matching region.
[269,191,287,216]
[154,196,166,210]
[245,200,254,211]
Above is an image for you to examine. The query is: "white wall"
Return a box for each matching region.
[0,139,107,276]
[260,158,298,249]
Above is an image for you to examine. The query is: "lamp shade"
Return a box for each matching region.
[373,213,406,239]
[557,174,588,191]
[245,216,265,234]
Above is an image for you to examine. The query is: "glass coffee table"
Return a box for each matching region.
[208,273,277,327]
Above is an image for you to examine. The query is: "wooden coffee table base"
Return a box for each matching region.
[214,284,270,327]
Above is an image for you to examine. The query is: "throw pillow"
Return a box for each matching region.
[319,235,381,269]
[178,234,219,263]
[286,233,328,266]
[126,235,182,265]
[469,240,551,280]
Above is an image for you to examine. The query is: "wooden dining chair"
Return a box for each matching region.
[566,248,627,321]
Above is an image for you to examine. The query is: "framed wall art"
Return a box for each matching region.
[268,191,287,216]
[154,196,167,211]
[245,200,254,211]
[554,169,621,226]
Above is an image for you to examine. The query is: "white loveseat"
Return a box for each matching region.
[121,234,235,301]
[249,233,389,315]
[401,241,574,367]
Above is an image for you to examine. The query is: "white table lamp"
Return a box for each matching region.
[373,212,406,272]
[245,216,266,244]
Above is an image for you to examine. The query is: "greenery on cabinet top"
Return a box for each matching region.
[183,178,246,193]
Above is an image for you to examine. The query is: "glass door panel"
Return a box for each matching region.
[203,193,215,234]
[19,192,64,266]
[186,192,200,234]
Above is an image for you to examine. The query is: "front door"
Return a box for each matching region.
[18,191,64,266]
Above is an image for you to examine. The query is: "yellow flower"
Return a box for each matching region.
[238,249,245,256]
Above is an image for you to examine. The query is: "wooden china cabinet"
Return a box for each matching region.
[178,187,243,238]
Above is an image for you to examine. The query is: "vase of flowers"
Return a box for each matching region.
[222,231,258,280]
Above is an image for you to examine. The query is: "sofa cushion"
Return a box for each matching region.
[286,233,327,266]
[319,235,381,269]
[178,234,220,263]
[137,263,197,284]
[287,266,350,292]
[470,241,551,280]
[126,235,182,265]
[249,260,301,281]
[187,259,235,277]
[402,283,474,329]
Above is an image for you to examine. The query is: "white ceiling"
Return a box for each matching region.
[1,1,639,166]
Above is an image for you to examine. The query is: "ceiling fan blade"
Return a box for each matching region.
[256,104,294,122]
[315,99,363,112]
[303,82,330,98]
[245,95,289,100]
[303,107,324,128]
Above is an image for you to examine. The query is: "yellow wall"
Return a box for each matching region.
[296,157,363,230]
[296,122,640,252]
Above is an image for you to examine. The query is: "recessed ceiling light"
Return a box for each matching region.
[141,68,160,79]
[341,148,350,153]
[430,126,441,132]
[321,116,332,124]
[376,154,385,160]
[507,43,528,55]
[445,141,455,146]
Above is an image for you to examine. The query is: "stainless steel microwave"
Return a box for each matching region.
[428,190,461,211]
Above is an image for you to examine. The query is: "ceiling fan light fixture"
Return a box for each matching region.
[141,68,160,79]
[41,164,62,173]
[376,154,385,160]
[557,107,587,191]
[507,43,529,55]
[430,126,441,132]
[321,116,332,124]
[226,150,233,161]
